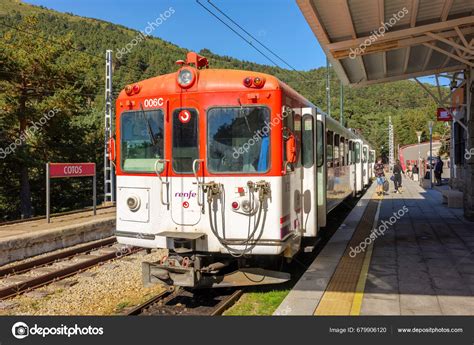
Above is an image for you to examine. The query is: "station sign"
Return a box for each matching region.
[436,107,454,122]
[49,163,96,178]
[46,163,97,223]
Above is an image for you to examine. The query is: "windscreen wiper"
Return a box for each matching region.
[139,103,158,146]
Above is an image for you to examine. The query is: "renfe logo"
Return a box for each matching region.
[175,191,196,199]
[178,109,191,123]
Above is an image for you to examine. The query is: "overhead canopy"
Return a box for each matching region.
[296,0,474,86]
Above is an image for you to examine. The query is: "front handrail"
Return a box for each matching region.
[155,159,170,206]
[192,159,205,210]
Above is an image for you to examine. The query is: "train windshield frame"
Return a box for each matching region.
[120,109,164,173]
[206,106,271,174]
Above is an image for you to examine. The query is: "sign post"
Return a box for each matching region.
[46,163,97,223]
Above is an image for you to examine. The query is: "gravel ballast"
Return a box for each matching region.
[0,249,167,315]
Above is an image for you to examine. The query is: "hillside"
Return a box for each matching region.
[0,0,447,220]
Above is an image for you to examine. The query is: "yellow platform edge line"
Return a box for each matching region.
[349,194,381,316]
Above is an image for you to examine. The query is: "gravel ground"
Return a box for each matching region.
[0,249,167,315]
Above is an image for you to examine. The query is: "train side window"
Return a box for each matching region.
[350,141,355,164]
[326,130,333,168]
[302,115,314,168]
[294,113,302,168]
[355,142,361,163]
[341,136,345,166]
[316,120,324,167]
[345,139,349,166]
[362,146,368,163]
[334,134,340,168]
[348,141,352,164]
[282,106,295,172]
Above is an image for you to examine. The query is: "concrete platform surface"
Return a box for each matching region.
[0,207,116,265]
[274,178,474,316]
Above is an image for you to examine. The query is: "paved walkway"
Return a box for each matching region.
[362,179,474,315]
[274,179,474,315]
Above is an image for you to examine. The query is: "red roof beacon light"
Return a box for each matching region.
[132,84,140,94]
[243,77,253,88]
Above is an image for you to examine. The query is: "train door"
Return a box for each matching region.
[281,106,295,239]
[369,149,375,179]
[316,113,327,227]
[348,140,356,196]
[301,108,317,237]
[170,107,202,226]
[362,144,369,186]
[354,139,363,193]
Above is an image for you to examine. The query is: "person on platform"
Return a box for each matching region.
[434,156,444,186]
[374,157,386,196]
[392,159,405,194]
[412,163,419,182]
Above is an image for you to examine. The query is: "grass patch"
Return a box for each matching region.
[224,289,290,316]
[114,301,131,313]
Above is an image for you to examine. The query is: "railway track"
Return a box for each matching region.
[0,237,140,300]
[126,288,243,316]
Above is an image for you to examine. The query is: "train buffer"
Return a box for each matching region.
[274,179,474,316]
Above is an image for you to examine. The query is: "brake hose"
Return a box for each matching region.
[207,184,267,257]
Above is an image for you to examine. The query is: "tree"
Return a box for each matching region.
[0,15,98,218]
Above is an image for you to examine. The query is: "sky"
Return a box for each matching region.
[23,0,439,85]
[24,0,327,71]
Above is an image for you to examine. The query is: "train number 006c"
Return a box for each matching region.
[143,98,164,108]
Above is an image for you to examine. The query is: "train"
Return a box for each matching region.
[109,52,374,288]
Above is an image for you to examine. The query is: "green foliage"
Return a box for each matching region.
[0,0,448,220]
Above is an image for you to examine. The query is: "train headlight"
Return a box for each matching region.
[126,195,141,212]
[177,68,195,88]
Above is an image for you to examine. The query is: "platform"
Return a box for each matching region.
[274,179,474,316]
[0,207,116,265]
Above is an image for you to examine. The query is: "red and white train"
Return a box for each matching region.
[110,52,374,288]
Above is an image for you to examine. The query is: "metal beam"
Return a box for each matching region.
[455,26,470,48]
[353,64,465,86]
[341,0,357,39]
[410,0,419,28]
[426,32,474,56]
[441,44,455,68]
[332,26,474,59]
[328,16,474,51]
[378,0,385,24]
[422,42,474,67]
[422,47,434,71]
[441,0,454,21]
[414,77,468,131]
[357,55,368,81]
[403,46,411,74]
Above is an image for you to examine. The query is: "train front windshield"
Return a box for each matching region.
[207,106,270,173]
[120,110,164,172]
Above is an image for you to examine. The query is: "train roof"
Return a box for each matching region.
[116,68,312,102]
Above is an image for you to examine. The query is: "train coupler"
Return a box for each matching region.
[142,255,290,289]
